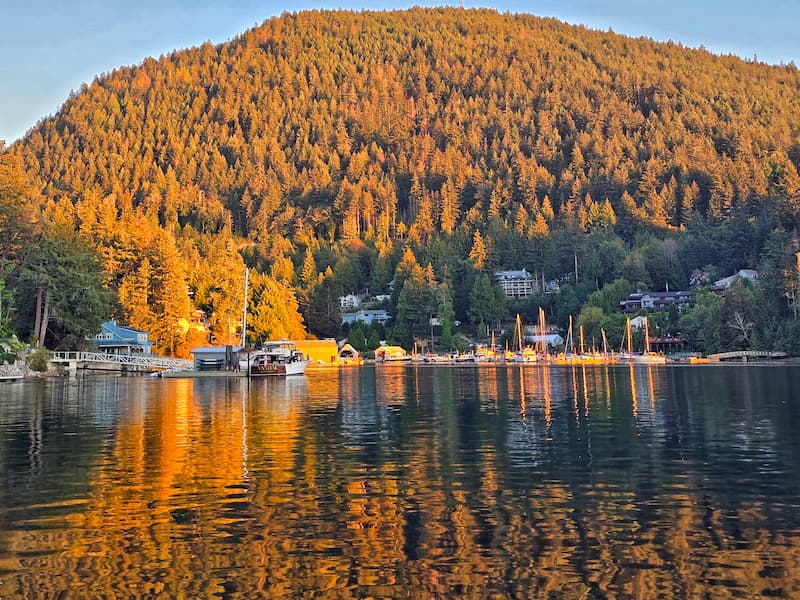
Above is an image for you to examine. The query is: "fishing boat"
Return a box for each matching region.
[248,341,310,376]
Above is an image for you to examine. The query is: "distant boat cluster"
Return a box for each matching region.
[375,313,698,366]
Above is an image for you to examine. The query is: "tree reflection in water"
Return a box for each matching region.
[0,366,799,597]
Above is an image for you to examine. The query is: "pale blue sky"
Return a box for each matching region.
[1,1,798,143]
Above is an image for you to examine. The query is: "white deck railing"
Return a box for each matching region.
[51,351,193,371]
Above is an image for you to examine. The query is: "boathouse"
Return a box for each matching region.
[294,339,339,366]
[191,345,244,371]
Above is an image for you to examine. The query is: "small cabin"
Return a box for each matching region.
[95,320,153,355]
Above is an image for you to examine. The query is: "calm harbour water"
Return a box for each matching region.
[1,364,799,598]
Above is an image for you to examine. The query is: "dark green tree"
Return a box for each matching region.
[468,273,506,337]
[15,233,112,350]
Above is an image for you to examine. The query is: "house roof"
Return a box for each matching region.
[713,269,759,289]
[191,346,244,354]
[103,320,148,337]
[495,269,533,280]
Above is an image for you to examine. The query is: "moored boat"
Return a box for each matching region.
[618,316,667,364]
[248,341,310,376]
[376,345,412,363]
[511,313,537,363]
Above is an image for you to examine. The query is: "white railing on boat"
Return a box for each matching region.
[51,351,193,371]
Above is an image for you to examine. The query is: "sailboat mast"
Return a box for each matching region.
[241,267,249,347]
[567,315,574,354]
[626,318,632,355]
[644,316,650,354]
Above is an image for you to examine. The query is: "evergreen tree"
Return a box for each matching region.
[468,273,505,336]
[469,230,488,270]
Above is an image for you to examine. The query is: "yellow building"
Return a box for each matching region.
[293,339,340,368]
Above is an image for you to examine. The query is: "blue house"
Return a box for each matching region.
[94,320,153,355]
[342,309,391,326]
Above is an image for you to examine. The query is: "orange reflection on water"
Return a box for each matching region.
[2,369,800,598]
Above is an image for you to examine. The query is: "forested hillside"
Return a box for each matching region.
[3,8,800,355]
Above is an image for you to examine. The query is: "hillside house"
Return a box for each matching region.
[496,269,537,299]
[713,269,759,291]
[339,294,362,309]
[342,309,391,326]
[620,291,692,314]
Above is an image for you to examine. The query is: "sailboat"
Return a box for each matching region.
[536,307,552,362]
[511,314,537,363]
[601,328,616,363]
[553,315,578,364]
[475,331,500,363]
[554,316,607,364]
[619,317,667,364]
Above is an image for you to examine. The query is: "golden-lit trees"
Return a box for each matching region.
[0,145,35,262]
[247,271,306,343]
[5,7,800,344]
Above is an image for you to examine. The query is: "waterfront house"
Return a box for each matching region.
[94,320,153,355]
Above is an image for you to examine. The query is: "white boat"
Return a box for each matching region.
[248,341,310,376]
[511,314,537,363]
[618,316,667,364]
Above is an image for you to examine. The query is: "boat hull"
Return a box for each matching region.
[250,359,309,376]
[619,353,667,364]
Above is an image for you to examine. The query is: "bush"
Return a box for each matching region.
[27,347,52,372]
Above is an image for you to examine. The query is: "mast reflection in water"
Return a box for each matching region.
[1,365,799,597]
